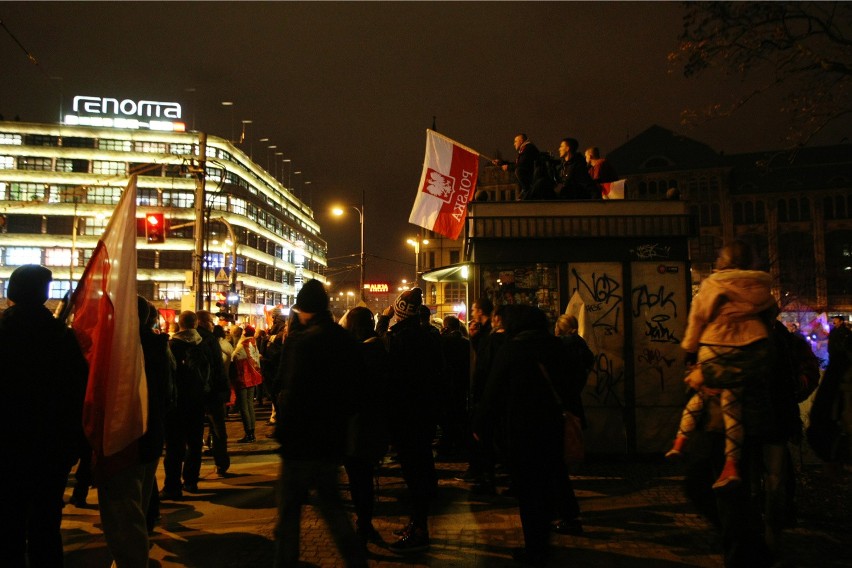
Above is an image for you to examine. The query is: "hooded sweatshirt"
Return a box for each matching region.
[681,269,776,353]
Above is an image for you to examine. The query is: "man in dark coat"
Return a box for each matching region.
[196,309,230,475]
[555,137,599,200]
[379,287,444,553]
[475,304,568,567]
[273,279,367,568]
[0,265,88,567]
[493,133,541,200]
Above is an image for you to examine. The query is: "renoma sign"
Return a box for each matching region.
[64,95,186,132]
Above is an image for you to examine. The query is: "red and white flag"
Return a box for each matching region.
[600,179,626,200]
[409,129,479,240]
[71,175,147,477]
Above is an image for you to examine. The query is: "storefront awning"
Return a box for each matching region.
[421,263,469,283]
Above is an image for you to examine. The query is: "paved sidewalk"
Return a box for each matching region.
[61,410,850,567]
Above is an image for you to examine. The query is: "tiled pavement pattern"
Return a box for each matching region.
[61,409,850,567]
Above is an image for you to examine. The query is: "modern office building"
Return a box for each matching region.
[0,109,327,326]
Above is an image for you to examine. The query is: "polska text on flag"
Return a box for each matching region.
[71,175,147,479]
[408,129,479,240]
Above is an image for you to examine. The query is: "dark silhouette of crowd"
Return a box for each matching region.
[4,257,849,568]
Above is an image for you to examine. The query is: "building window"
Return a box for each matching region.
[171,143,193,155]
[444,282,464,304]
[837,195,847,218]
[824,196,835,220]
[92,160,126,175]
[99,139,132,152]
[6,247,42,265]
[49,280,72,299]
[744,201,754,224]
[163,191,193,208]
[778,199,788,222]
[449,250,460,264]
[0,133,22,145]
[62,136,96,148]
[800,198,810,221]
[756,201,765,223]
[19,157,53,171]
[158,283,188,302]
[733,202,743,225]
[135,141,167,153]
[45,247,77,267]
[24,134,59,146]
[79,216,110,236]
[0,155,13,169]
[9,182,46,201]
[87,186,122,205]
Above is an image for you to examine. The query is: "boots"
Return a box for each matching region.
[238,430,255,443]
[665,435,687,459]
[712,458,741,490]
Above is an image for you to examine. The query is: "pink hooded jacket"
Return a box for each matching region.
[681,269,776,353]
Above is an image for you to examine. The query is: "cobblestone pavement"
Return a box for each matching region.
[61,409,850,567]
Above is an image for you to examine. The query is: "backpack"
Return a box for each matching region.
[176,341,212,396]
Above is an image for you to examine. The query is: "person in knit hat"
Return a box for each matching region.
[1,264,88,566]
[6,264,53,306]
[393,287,422,321]
[380,287,445,553]
[272,279,367,566]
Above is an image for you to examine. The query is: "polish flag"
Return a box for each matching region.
[71,175,147,478]
[600,179,626,200]
[409,129,480,240]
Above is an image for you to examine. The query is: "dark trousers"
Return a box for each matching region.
[163,403,205,491]
[510,454,558,559]
[343,456,376,528]
[273,458,366,568]
[205,400,230,470]
[684,431,774,568]
[552,460,580,521]
[394,427,437,530]
[3,465,69,568]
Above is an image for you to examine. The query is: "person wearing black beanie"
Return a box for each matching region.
[1,265,88,566]
[272,279,367,567]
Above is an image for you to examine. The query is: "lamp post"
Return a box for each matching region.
[267,145,277,172]
[274,151,283,181]
[283,158,292,190]
[240,120,252,155]
[221,101,234,142]
[332,188,366,302]
[406,236,429,286]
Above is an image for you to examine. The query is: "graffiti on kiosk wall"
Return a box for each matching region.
[569,263,625,408]
[571,267,622,335]
[630,243,672,260]
[631,263,688,406]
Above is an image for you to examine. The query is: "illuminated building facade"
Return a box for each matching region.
[0,114,327,325]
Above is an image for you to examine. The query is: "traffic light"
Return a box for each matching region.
[145,213,165,244]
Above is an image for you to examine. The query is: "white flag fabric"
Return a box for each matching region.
[72,175,147,466]
[601,179,626,200]
[408,129,480,240]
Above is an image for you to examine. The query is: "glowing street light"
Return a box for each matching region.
[406,236,429,285]
[331,189,366,302]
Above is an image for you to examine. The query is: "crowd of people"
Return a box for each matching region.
[2,245,851,567]
[492,133,618,201]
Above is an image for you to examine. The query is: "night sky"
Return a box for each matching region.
[2,2,847,291]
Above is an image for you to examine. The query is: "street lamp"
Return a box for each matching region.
[283,159,292,190]
[274,151,283,181]
[267,145,277,172]
[221,101,234,142]
[331,188,366,302]
[406,236,429,286]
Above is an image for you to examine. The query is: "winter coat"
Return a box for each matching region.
[0,304,88,473]
[275,311,365,461]
[476,329,566,460]
[681,269,776,353]
[385,315,445,438]
[138,329,172,464]
[232,336,262,389]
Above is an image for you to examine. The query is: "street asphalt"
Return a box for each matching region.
[60,407,850,567]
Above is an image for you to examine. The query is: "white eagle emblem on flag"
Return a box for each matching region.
[423,169,455,203]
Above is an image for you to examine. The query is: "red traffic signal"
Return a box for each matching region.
[145,213,165,244]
